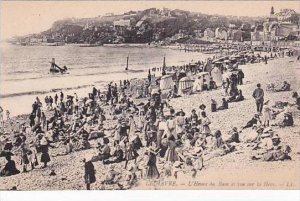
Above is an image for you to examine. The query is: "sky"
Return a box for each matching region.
[0,1,299,40]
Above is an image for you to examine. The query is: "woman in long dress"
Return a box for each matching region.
[39,136,54,168]
[199,112,211,136]
[175,110,185,136]
[146,147,160,179]
[124,141,139,169]
[128,115,137,137]
[166,115,177,140]
[165,136,179,163]
[157,115,167,148]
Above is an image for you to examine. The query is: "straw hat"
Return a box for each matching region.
[40,137,48,146]
[199,104,206,109]
[271,134,280,140]
[260,133,271,138]
[192,146,203,154]
[263,127,273,133]
[173,161,183,168]
[232,127,238,132]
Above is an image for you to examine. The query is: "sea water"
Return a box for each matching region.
[0,43,211,116]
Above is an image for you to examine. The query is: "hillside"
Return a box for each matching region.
[17,7,299,44]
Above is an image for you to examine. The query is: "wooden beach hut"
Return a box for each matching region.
[178,76,194,96]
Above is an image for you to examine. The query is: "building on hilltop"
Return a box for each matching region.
[215,28,228,40]
[204,28,215,39]
[275,9,297,22]
[251,6,299,42]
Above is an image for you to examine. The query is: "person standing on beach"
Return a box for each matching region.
[264,55,268,64]
[237,69,244,85]
[83,154,96,190]
[6,110,10,121]
[60,91,64,102]
[54,94,58,105]
[0,106,3,127]
[252,83,264,114]
[49,96,53,109]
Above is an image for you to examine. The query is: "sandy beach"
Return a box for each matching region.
[0,55,299,190]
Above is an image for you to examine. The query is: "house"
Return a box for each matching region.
[194,30,203,38]
[275,9,297,22]
[251,7,299,42]
[204,28,215,39]
[113,19,131,28]
[215,28,228,40]
[232,30,243,42]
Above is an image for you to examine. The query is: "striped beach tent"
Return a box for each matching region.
[178,76,194,96]
[159,74,174,91]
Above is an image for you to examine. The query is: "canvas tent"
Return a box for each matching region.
[192,72,210,92]
[178,76,194,96]
[210,67,223,86]
[159,74,174,91]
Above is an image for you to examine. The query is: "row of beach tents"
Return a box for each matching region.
[157,67,225,96]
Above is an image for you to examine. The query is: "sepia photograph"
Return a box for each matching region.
[0,0,299,191]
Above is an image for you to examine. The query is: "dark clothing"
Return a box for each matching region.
[226,132,240,143]
[146,152,160,179]
[112,149,124,163]
[256,101,264,113]
[40,145,51,163]
[4,142,13,151]
[84,161,96,184]
[0,160,20,177]
[243,117,260,129]
[283,115,294,127]
[296,97,300,110]
[237,71,244,85]
[218,101,228,110]
[253,88,264,112]
[253,88,264,102]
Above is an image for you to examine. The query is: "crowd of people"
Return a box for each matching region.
[0,50,299,190]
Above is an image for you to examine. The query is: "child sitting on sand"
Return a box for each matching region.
[0,154,20,177]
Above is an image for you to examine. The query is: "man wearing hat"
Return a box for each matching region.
[242,114,261,130]
[226,127,240,143]
[252,83,264,114]
[280,112,294,127]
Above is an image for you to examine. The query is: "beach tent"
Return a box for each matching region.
[192,72,210,92]
[178,76,194,96]
[159,74,174,91]
[210,67,223,86]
